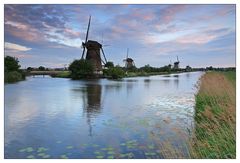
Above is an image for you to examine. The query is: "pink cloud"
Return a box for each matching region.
[160,5,187,24]
[5,21,44,42]
[176,28,231,44]
[64,28,81,38]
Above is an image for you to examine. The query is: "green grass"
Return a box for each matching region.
[192,71,236,158]
[222,71,236,86]
[50,71,70,78]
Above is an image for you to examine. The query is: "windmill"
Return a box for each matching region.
[123,48,135,68]
[173,56,180,69]
[168,60,172,69]
[81,16,108,73]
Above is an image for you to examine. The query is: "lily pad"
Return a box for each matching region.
[66,146,73,149]
[101,148,108,151]
[18,148,26,152]
[126,152,134,158]
[37,147,48,153]
[94,151,101,155]
[147,145,155,149]
[92,144,99,147]
[107,151,115,155]
[26,155,35,159]
[96,155,104,159]
[42,154,50,158]
[107,155,114,159]
[107,147,114,151]
[145,152,156,156]
[60,155,68,159]
[37,153,45,157]
[26,147,34,152]
[56,141,62,144]
[82,144,88,147]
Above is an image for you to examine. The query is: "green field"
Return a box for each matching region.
[192,71,236,158]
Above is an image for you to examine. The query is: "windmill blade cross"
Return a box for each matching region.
[85,15,91,44]
[101,48,107,64]
[81,46,86,59]
[81,15,91,59]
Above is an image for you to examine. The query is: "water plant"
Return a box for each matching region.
[66,145,74,149]
[60,154,68,159]
[26,155,35,159]
[191,71,236,158]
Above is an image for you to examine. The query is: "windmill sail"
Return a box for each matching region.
[81,15,91,59]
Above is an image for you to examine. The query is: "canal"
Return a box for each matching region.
[4,72,203,158]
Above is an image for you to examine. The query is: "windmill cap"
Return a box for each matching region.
[86,40,102,48]
[126,58,134,62]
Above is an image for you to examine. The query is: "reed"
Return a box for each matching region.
[191,71,236,158]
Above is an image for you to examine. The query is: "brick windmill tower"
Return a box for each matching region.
[81,16,108,73]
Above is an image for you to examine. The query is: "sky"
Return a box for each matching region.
[4,4,236,68]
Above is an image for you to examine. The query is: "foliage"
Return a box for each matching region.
[27,67,34,71]
[4,56,25,83]
[139,64,171,73]
[38,66,45,71]
[5,71,24,83]
[103,66,125,79]
[69,59,94,79]
[4,56,20,72]
[192,71,236,158]
[105,61,114,68]
[50,71,70,78]
[125,66,138,72]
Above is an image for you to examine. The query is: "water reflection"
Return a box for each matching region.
[84,84,102,136]
[5,72,203,158]
[144,79,151,88]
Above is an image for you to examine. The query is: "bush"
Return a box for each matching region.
[69,59,94,79]
[103,66,125,79]
[4,56,20,72]
[4,56,25,83]
[5,71,23,83]
[105,61,114,68]
[38,66,45,71]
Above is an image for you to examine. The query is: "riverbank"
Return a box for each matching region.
[192,71,236,158]
[51,70,191,79]
[5,71,25,83]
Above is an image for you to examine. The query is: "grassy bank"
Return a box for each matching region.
[50,71,71,78]
[192,71,236,158]
[5,71,25,83]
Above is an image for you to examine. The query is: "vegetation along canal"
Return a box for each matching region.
[5,72,203,158]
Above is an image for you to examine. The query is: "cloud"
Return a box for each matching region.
[4,5,82,47]
[175,28,232,44]
[158,5,187,24]
[4,4,236,68]
[5,42,32,51]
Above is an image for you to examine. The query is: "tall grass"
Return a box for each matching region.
[191,71,236,158]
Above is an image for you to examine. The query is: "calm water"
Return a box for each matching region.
[5,72,203,159]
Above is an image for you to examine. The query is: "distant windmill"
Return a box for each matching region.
[168,60,172,69]
[81,16,108,73]
[123,48,135,68]
[173,56,180,69]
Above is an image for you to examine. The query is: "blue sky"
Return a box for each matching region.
[4,4,236,68]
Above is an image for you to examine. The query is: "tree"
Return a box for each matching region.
[69,59,94,79]
[105,61,114,68]
[103,66,125,79]
[38,66,45,71]
[27,67,33,71]
[4,56,25,83]
[4,56,20,72]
